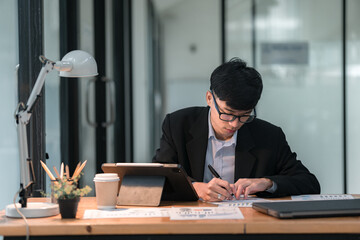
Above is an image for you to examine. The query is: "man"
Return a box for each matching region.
[153,58,320,202]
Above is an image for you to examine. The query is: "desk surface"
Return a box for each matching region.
[1,197,360,237]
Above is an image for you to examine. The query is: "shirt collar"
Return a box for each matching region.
[208,109,237,146]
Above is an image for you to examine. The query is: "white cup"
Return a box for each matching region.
[93,173,120,209]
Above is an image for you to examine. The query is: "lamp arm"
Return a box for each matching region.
[15,58,54,207]
[25,60,54,113]
[17,119,32,207]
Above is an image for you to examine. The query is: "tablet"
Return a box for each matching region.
[101,163,199,206]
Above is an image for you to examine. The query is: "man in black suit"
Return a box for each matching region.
[153,58,320,202]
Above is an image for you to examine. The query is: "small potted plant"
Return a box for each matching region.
[41,160,92,218]
[53,175,92,219]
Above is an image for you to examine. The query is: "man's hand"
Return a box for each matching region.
[192,178,236,202]
[234,178,273,199]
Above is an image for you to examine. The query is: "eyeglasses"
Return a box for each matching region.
[211,91,256,123]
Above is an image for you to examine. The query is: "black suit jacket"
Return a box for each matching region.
[153,107,320,197]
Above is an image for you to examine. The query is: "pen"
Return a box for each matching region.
[208,164,235,199]
[208,164,221,178]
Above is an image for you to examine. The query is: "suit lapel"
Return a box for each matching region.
[186,108,209,181]
[234,124,256,180]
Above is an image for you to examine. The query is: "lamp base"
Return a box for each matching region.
[5,202,59,218]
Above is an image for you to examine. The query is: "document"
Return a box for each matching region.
[212,196,270,207]
[84,207,244,220]
[169,207,244,220]
[291,194,354,201]
[83,208,169,219]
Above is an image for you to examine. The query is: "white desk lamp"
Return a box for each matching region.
[6,50,98,218]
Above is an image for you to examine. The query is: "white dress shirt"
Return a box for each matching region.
[203,110,237,184]
[203,109,277,193]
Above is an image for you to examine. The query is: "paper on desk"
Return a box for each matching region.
[291,194,354,201]
[83,208,169,219]
[211,196,270,207]
[169,207,244,220]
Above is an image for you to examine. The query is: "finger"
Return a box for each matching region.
[215,186,232,199]
[244,183,258,199]
[229,184,236,200]
[234,179,246,199]
[206,182,226,201]
[235,185,245,199]
[230,184,236,194]
[210,178,232,198]
[236,181,251,199]
[213,192,225,202]
[244,186,250,199]
[216,179,234,198]
[218,193,224,201]
[244,184,257,199]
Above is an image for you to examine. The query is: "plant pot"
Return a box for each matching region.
[58,198,80,219]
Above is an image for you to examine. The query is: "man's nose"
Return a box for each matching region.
[229,118,242,128]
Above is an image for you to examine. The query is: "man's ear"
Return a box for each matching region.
[206,91,212,106]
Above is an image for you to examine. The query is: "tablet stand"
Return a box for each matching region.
[117,175,165,206]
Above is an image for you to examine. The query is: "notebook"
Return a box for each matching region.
[252,199,360,219]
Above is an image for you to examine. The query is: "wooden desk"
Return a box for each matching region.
[1,197,360,240]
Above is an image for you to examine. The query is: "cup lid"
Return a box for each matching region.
[93,173,119,182]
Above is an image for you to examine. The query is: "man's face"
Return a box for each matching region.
[206,91,252,141]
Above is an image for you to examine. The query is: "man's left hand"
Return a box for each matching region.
[234,178,273,199]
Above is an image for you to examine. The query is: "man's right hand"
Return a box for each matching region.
[192,178,235,202]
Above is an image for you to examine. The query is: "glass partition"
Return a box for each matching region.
[134,0,222,161]
[0,0,19,211]
[226,0,253,64]
[79,0,96,195]
[44,0,61,193]
[156,0,221,115]
[347,0,360,193]
[226,0,343,194]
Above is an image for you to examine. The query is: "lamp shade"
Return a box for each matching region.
[58,50,98,78]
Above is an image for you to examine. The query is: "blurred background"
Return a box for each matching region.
[1,0,360,214]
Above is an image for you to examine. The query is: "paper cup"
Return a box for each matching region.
[93,173,120,209]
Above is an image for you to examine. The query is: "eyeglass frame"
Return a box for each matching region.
[210,91,256,123]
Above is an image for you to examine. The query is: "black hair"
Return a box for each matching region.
[210,58,263,110]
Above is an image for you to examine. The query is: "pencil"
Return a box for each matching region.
[53,166,60,179]
[65,165,70,180]
[60,162,64,179]
[72,160,87,180]
[72,162,81,178]
[40,160,56,181]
